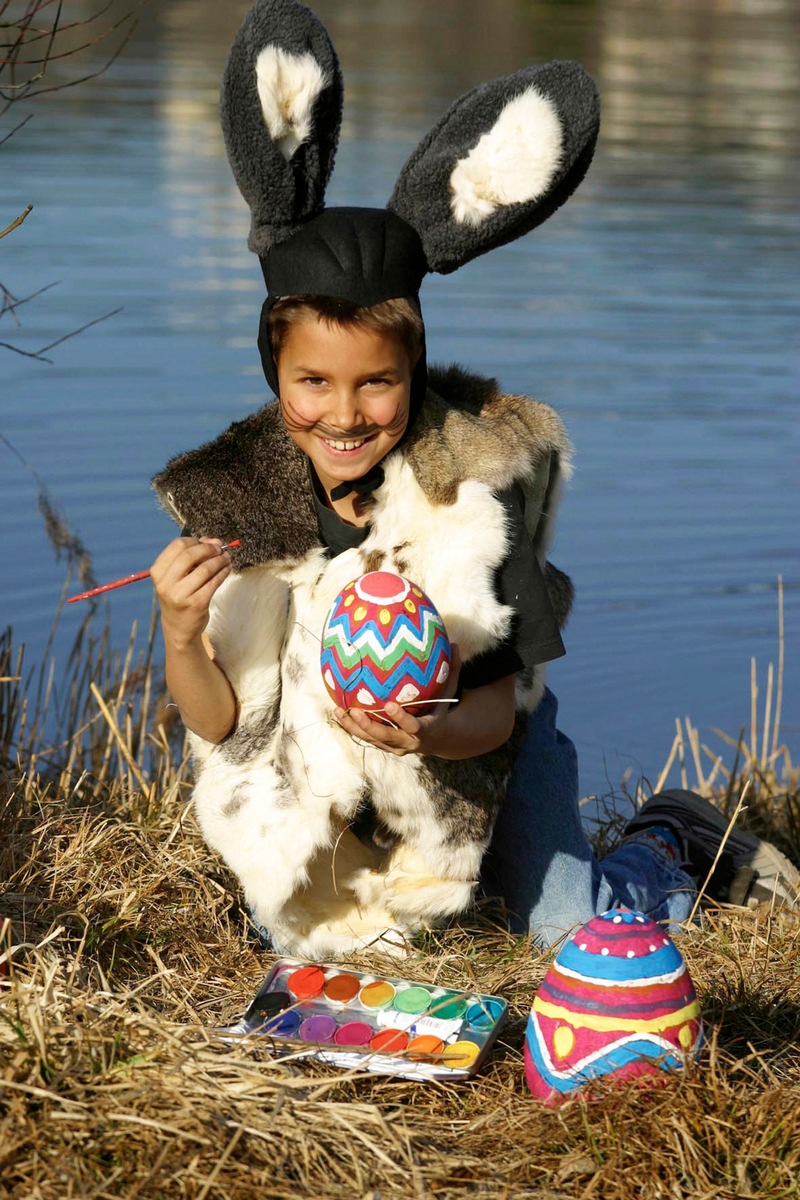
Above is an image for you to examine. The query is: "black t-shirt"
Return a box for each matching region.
[313,481,565,689]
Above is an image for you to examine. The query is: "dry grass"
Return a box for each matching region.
[2,597,799,1199]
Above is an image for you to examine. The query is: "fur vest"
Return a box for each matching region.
[153,366,572,958]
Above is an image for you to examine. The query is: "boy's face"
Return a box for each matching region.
[276,316,415,499]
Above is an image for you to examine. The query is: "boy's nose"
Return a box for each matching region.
[330,387,361,431]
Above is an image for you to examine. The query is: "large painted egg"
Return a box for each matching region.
[320,571,451,714]
[525,908,702,1103]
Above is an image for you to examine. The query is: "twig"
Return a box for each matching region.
[750,657,757,766]
[771,575,784,762]
[0,203,32,239]
[687,780,751,926]
[686,718,706,793]
[654,730,681,795]
[0,111,33,146]
[676,717,688,790]
[1,279,58,319]
[761,662,773,769]
[196,1125,244,1200]
[0,10,138,102]
[699,743,724,792]
[89,680,150,798]
[0,305,122,362]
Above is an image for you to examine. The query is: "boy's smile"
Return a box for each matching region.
[276,316,415,516]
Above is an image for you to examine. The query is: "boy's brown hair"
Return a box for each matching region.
[268,295,424,365]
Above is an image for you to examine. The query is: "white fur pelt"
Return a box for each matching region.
[190,463,519,957]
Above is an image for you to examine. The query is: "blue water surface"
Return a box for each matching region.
[2,0,798,801]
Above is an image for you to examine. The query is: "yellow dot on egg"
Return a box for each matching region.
[412,587,423,598]
[679,1024,694,1049]
[344,594,355,607]
[404,599,417,614]
[379,608,392,625]
[553,1025,575,1060]
[354,605,368,622]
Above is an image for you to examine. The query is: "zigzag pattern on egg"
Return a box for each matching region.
[524,908,703,1102]
[320,572,451,712]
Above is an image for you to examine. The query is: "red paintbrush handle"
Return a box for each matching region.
[66,540,241,604]
[67,571,151,603]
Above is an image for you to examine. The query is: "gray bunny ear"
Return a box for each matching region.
[388,62,599,275]
[221,0,343,255]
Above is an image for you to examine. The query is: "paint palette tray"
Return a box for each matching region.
[229,958,508,1081]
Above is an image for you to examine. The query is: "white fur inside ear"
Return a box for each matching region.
[449,88,563,226]
[256,45,329,161]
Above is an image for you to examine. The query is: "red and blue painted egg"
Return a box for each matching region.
[320,571,451,713]
[524,908,703,1103]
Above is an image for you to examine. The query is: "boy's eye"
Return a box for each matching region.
[363,377,391,388]
[303,376,326,386]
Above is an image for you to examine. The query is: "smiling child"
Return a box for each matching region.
[149,0,798,958]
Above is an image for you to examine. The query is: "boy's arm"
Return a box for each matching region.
[163,632,238,744]
[334,654,517,760]
[151,537,238,744]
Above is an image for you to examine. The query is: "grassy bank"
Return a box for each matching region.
[1,607,799,1199]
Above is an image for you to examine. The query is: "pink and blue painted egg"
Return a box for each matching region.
[320,571,452,714]
[524,908,702,1103]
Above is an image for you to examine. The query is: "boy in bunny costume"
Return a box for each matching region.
[150,0,798,957]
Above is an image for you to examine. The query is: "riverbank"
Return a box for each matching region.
[1,617,798,1199]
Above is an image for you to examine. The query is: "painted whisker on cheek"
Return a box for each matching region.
[279,397,407,441]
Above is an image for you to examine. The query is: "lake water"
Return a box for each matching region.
[2,0,798,800]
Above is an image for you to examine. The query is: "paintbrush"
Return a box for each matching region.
[67,540,241,604]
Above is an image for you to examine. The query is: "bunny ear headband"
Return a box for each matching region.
[221,0,600,391]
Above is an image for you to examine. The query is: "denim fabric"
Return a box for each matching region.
[482,688,696,948]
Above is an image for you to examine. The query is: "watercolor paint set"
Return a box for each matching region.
[228,958,508,1080]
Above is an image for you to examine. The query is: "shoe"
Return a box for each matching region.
[624,789,800,909]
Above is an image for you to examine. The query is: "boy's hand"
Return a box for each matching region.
[333,646,462,758]
[150,537,232,649]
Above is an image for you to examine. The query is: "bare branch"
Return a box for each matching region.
[1,3,135,360]
[1,278,59,329]
[0,338,53,361]
[0,1,139,106]
[0,203,32,238]
[5,28,136,103]
[1,0,118,54]
[0,109,32,144]
[0,305,123,361]
[2,8,135,71]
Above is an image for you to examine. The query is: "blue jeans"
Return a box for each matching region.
[482,688,696,948]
